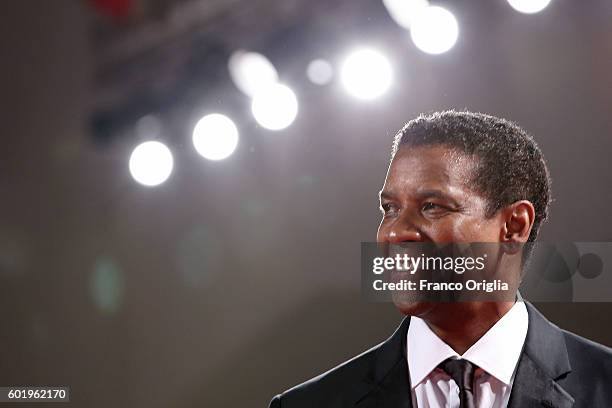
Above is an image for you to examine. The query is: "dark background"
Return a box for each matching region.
[1,0,611,407]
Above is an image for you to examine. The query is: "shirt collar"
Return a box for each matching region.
[407,300,529,388]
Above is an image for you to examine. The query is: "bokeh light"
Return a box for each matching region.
[340,48,393,100]
[91,256,124,315]
[306,59,333,85]
[177,226,222,288]
[135,114,162,139]
[0,233,26,276]
[192,113,239,161]
[228,50,279,97]
[382,0,429,30]
[410,6,459,55]
[507,0,552,14]
[251,83,298,130]
[128,141,174,186]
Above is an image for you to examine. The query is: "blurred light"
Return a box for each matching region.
[228,50,279,97]
[129,141,173,186]
[307,59,333,85]
[0,234,26,276]
[507,0,552,14]
[241,197,266,217]
[91,256,124,315]
[192,113,239,160]
[410,6,459,55]
[340,48,393,100]
[251,83,298,130]
[177,226,221,288]
[297,174,317,187]
[135,114,162,139]
[382,0,429,29]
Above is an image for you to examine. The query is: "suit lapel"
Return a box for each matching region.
[508,353,574,408]
[355,316,413,408]
[356,358,413,408]
[354,302,574,408]
[508,302,574,408]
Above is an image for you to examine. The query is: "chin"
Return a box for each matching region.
[392,297,435,317]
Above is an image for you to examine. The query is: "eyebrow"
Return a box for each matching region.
[379,188,459,205]
[415,189,454,201]
[378,190,394,201]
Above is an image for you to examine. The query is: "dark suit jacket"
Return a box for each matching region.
[269,302,612,407]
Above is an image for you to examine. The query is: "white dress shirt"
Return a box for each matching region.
[407,301,529,408]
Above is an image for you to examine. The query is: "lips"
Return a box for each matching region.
[389,269,410,283]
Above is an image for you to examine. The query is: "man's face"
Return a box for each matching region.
[377,145,506,315]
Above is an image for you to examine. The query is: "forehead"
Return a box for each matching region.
[382,145,479,196]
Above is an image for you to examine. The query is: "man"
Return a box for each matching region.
[268,111,612,407]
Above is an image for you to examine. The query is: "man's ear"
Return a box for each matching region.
[501,200,535,243]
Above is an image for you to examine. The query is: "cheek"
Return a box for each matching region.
[458,217,501,241]
[429,216,501,242]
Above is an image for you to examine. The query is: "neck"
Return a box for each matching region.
[421,301,515,355]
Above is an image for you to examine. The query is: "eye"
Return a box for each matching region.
[422,202,439,211]
[421,202,447,214]
[380,202,398,215]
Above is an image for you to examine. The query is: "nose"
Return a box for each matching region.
[382,213,423,243]
[388,228,422,243]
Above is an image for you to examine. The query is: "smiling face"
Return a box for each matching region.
[377,145,508,316]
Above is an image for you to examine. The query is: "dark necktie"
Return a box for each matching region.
[438,358,477,408]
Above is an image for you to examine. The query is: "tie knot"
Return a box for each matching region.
[438,358,477,392]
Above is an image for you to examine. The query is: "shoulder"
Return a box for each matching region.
[269,316,411,408]
[555,328,612,403]
[561,328,612,372]
[269,341,382,408]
